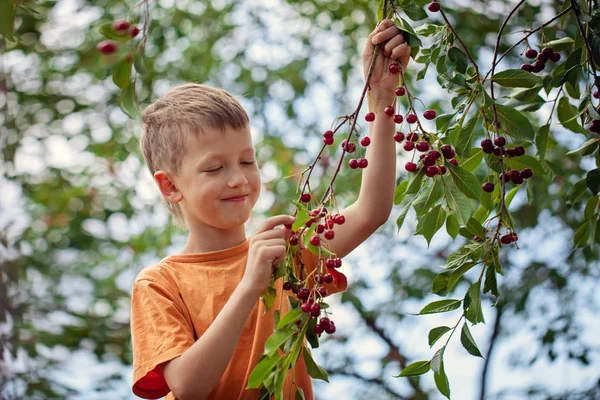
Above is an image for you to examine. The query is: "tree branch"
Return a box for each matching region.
[570,0,600,89]
[439,8,480,80]
[479,302,504,400]
[326,368,409,399]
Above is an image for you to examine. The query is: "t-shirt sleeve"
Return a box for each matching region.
[131,278,195,399]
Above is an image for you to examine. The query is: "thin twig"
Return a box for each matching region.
[570,0,600,89]
[439,8,480,80]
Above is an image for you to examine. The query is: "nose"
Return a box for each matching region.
[227,167,248,188]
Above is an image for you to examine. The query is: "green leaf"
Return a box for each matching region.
[448,47,469,73]
[466,217,485,237]
[505,154,547,178]
[545,37,574,52]
[434,368,451,399]
[536,124,550,161]
[303,347,329,382]
[454,115,479,157]
[428,326,452,347]
[460,323,483,357]
[483,263,500,297]
[247,353,281,389]
[407,168,425,194]
[447,262,476,293]
[305,317,319,348]
[461,148,484,172]
[505,185,520,206]
[567,138,600,157]
[585,195,599,220]
[394,180,409,205]
[120,83,141,119]
[0,0,16,41]
[492,69,542,88]
[465,281,485,324]
[557,97,587,134]
[414,179,443,214]
[423,204,446,246]
[574,221,590,248]
[568,179,589,203]
[400,2,429,21]
[431,347,444,373]
[396,360,431,377]
[112,57,132,89]
[449,165,482,200]
[295,388,306,400]
[432,271,451,296]
[275,309,303,331]
[418,299,462,315]
[377,0,384,21]
[587,168,600,195]
[393,17,422,48]
[444,179,473,225]
[495,104,535,140]
[291,206,310,232]
[134,53,148,75]
[446,214,459,239]
[396,202,411,232]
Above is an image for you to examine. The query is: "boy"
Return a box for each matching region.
[131,19,410,400]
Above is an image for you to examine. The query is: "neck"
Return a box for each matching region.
[181,224,247,254]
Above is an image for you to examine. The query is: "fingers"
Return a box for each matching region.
[371,19,401,47]
[255,215,295,235]
[383,35,405,57]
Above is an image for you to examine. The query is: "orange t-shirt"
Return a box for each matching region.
[130,237,347,400]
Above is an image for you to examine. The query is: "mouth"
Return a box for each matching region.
[223,195,248,202]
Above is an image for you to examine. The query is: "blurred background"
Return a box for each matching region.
[1,0,599,398]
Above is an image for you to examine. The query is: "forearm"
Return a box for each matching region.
[162,282,260,400]
[358,90,397,224]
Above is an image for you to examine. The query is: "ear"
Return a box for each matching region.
[154,171,183,203]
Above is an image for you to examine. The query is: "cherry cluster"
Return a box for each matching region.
[283,201,347,336]
[96,20,140,55]
[520,46,560,73]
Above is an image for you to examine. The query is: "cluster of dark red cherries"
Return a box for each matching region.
[96,20,140,55]
[480,137,534,192]
[474,231,518,245]
[283,199,347,335]
[520,46,560,73]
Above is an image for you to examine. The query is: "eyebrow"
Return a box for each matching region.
[197,148,255,165]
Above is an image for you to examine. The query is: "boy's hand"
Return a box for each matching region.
[242,215,295,295]
[363,19,411,101]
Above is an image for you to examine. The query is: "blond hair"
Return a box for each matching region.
[140,83,250,228]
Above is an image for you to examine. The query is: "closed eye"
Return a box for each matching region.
[242,161,256,165]
[205,167,222,173]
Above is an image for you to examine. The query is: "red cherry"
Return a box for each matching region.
[384,106,395,116]
[324,321,336,334]
[500,234,513,245]
[289,236,299,246]
[335,258,342,268]
[423,109,436,120]
[416,141,429,152]
[357,158,368,168]
[520,63,533,72]
[128,26,140,38]
[405,162,417,172]
[316,224,325,234]
[323,130,334,139]
[440,144,455,159]
[334,214,345,224]
[349,159,358,169]
[482,182,495,192]
[429,150,441,160]
[323,136,334,145]
[388,63,400,74]
[298,288,310,300]
[360,136,371,147]
[310,236,320,246]
[520,168,533,179]
[393,114,403,124]
[283,281,292,291]
[406,114,417,124]
[428,1,441,12]
[494,137,506,147]
[449,159,458,166]
[394,132,405,143]
[395,87,406,96]
[525,49,538,59]
[549,52,560,62]
[425,166,439,177]
[324,274,334,283]
[324,230,335,240]
[318,287,328,297]
[365,112,376,122]
[403,141,415,151]
[301,302,311,313]
[439,165,447,175]
[300,193,311,203]
[112,20,130,32]
[310,303,321,317]
[314,323,324,334]
[594,90,599,99]
[326,259,336,268]
[96,40,118,55]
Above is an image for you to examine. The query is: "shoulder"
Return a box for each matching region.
[132,261,179,295]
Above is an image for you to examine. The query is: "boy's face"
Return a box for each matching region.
[172,125,261,233]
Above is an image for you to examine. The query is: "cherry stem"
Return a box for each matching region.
[438,8,480,81]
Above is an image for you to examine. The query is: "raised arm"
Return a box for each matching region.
[327,19,410,259]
